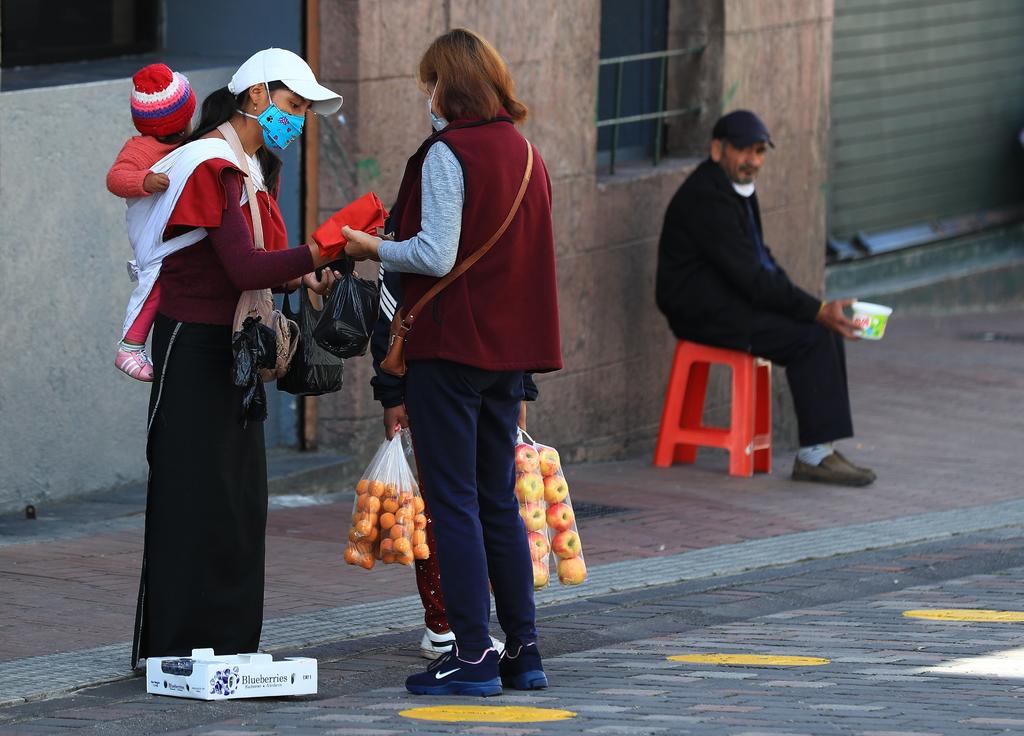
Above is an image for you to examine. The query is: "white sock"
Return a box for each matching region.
[797,443,834,466]
[118,340,145,352]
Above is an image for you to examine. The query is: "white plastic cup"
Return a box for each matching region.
[851,301,893,340]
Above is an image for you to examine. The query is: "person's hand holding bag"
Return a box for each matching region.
[302,268,340,295]
[383,404,409,440]
[311,192,388,260]
[341,226,382,261]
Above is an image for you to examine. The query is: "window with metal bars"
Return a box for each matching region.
[596,0,704,174]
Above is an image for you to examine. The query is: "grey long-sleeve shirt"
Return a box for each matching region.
[377,141,464,277]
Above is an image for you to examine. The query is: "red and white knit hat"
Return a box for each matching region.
[130,63,196,137]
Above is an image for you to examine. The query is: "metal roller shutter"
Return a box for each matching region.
[829,0,1024,241]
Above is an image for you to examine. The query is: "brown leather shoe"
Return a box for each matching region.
[832,450,877,483]
[792,453,875,487]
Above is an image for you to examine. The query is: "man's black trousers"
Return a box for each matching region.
[748,311,854,447]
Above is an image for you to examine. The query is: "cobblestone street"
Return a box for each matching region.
[3,529,1024,734]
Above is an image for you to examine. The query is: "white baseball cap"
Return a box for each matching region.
[228,48,342,115]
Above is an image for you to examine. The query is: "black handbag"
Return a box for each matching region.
[278,288,344,396]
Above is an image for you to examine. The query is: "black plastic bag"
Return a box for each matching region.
[232,315,277,425]
[313,258,380,359]
[278,288,344,396]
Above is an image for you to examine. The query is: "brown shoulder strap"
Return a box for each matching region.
[217,122,265,251]
[401,139,534,330]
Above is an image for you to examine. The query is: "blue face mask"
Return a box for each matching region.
[243,84,305,150]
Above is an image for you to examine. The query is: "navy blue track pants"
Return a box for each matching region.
[404,359,537,657]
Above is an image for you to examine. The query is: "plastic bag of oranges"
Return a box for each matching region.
[344,431,429,570]
[516,430,587,587]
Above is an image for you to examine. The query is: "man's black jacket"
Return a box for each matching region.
[655,158,821,351]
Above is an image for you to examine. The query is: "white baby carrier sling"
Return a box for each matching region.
[121,138,252,339]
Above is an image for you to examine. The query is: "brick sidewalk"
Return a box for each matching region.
[1,310,1021,664]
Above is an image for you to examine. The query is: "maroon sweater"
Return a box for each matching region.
[394,117,562,373]
[159,160,314,326]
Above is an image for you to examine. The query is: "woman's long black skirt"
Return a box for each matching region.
[132,314,268,667]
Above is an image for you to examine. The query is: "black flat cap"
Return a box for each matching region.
[712,110,775,149]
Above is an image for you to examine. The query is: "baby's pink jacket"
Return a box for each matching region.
[106,135,179,198]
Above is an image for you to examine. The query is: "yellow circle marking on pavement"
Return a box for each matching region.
[667,653,831,666]
[400,705,577,723]
[903,609,1024,622]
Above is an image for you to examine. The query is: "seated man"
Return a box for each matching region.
[656,110,875,486]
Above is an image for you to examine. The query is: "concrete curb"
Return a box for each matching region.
[5,497,1024,706]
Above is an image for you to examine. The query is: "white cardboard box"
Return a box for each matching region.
[146,649,317,700]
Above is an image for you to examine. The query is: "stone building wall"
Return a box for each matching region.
[313,0,834,467]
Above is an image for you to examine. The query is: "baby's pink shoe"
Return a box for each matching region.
[115,345,154,382]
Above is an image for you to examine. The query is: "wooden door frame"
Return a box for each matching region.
[300,0,320,450]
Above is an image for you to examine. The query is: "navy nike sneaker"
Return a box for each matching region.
[499,640,547,690]
[405,645,502,696]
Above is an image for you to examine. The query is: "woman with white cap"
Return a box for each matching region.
[131,49,343,668]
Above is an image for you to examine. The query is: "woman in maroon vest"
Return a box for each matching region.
[345,29,561,696]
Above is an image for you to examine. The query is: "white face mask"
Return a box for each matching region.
[732,181,755,198]
[428,85,448,131]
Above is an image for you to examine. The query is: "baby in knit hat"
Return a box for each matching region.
[107,63,196,381]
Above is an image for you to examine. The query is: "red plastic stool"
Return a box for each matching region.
[653,340,772,476]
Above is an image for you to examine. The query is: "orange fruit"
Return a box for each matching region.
[390,524,407,540]
[382,552,396,564]
[394,537,412,555]
[365,497,381,514]
[382,498,399,514]
[398,552,415,566]
[343,546,360,565]
[399,492,413,506]
[367,526,380,542]
[356,478,370,495]
[356,495,367,511]
[380,512,396,530]
[355,519,372,537]
[413,497,425,514]
[413,543,430,560]
[380,538,394,554]
[358,555,375,570]
[414,514,427,529]
[369,480,385,497]
[365,512,379,528]
[385,482,398,498]
[348,529,360,542]
[412,530,426,546]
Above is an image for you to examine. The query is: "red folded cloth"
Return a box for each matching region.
[311,192,388,260]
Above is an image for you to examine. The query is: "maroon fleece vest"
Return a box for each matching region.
[392,116,562,373]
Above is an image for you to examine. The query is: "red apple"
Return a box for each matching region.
[543,475,569,504]
[532,558,550,589]
[538,446,561,477]
[546,502,575,532]
[519,502,546,532]
[514,472,544,503]
[527,530,550,560]
[557,557,587,585]
[551,530,581,559]
[514,443,540,473]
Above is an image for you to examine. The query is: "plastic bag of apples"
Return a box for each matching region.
[344,431,430,570]
[515,430,587,588]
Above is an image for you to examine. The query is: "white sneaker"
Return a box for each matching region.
[419,627,505,660]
